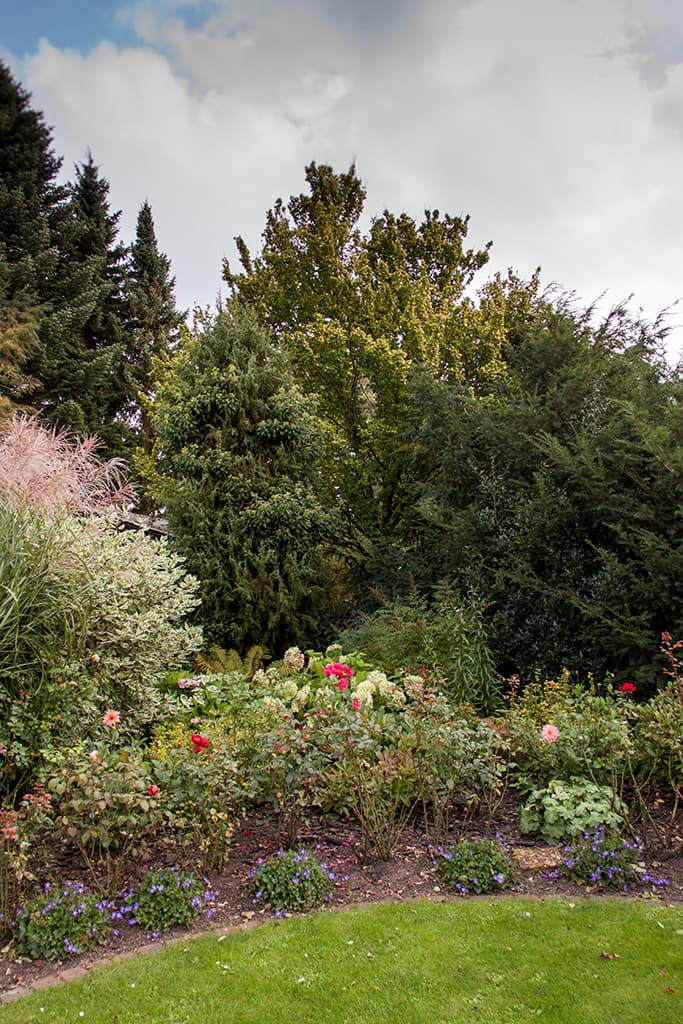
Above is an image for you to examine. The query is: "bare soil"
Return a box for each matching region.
[2,791,682,997]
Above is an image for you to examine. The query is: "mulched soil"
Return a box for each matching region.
[2,790,682,999]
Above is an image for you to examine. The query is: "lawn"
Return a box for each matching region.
[1,898,681,1024]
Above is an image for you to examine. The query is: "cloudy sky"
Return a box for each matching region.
[2,0,682,357]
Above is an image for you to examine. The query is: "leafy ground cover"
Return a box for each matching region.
[1,898,681,1023]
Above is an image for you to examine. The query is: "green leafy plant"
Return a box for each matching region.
[13,881,113,960]
[247,707,333,848]
[434,838,516,895]
[325,729,419,861]
[502,671,578,727]
[628,634,683,849]
[504,692,632,790]
[550,827,653,891]
[0,416,202,795]
[132,867,211,932]
[411,710,509,843]
[151,733,245,872]
[72,516,203,726]
[519,777,627,843]
[0,506,96,797]
[47,742,164,892]
[249,849,335,913]
[337,588,502,713]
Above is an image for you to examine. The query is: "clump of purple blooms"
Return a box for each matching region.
[546,826,669,892]
[127,866,217,935]
[432,837,516,896]
[11,869,217,961]
[249,847,340,913]
[12,881,116,961]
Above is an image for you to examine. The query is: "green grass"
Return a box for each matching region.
[1,899,682,1023]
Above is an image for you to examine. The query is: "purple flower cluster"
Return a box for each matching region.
[249,848,340,913]
[551,827,669,892]
[12,869,218,960]
[432,838,515,896]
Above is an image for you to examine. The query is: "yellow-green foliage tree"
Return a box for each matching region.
[224,162,536,566]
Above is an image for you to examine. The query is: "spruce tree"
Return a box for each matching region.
[26,153,136,456]
[127,200,184,454]
[146,310,340,653]
[0,61,65,413]
[66,153,134,454]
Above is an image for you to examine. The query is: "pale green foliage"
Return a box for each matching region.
[223,162,523,553]
[0,416,202,795]
[519,777,627,843]
[73,516,202,717]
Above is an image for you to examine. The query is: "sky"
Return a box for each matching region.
[1,0,682,359]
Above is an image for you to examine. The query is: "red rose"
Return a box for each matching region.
[619,682,636,694]
[147,784,160,797]
[191,733,209,752]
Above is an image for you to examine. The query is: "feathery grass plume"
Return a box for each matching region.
[0,414,135,514]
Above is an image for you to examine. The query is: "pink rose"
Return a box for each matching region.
[540,723,559,743]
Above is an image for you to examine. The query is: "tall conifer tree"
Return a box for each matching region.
[0,61,65,413]
[63,153,134,455]
[146,310,339,653]
[128,200,183,453]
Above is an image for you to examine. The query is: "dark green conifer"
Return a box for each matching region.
[128,200,184,453]
[146,310,340,653]
[0,61,65,413]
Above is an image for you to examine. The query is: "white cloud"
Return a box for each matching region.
[15,0,683,355]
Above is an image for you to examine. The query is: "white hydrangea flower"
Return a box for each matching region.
[384,685,406,710]
[262,694,285,714]
[365,670,390,695]
[353,680,375,709]
[293,684,311,710]
[275,679,299,701]
[252,669,269,687]
[362,670,406,709]
[283,646,305,672]
[314,684,335,705]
